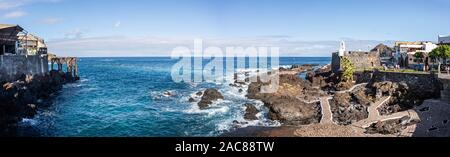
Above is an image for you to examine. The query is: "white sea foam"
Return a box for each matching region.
[182,67,282,135]
[80,79,89,82]
[185,99,230,117]
[21,118,38,126]
[279,65,292,69]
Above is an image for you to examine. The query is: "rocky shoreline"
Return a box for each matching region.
[0,70,79,135]
[220,64,448,137]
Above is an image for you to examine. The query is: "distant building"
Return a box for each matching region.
[438,35,450,45]
[1,24,49,81]
[18,34,48,55]
[394,41,437,69]
[371,43,394,65]
[0,24,24,55]
[332,41,381,73]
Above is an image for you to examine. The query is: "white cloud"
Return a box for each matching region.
[64,28,88,39]
[39,17,63,24]
[3,10,26,18]
[114,21,121,28]
[0,0,59,10]
[0,0,27,10]
[46,36,394,57]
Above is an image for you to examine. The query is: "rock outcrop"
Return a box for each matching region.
[266,98,322,125]
[365,116,413,134]
[247,74,325,125]
[329,86,374,125]
[244,103,259,120]
[1,70,76,132]
[335,81,354,91]
[306,65,340,90]
[369,81,415,115]
[198,89,224,109]
[372,81,408,99]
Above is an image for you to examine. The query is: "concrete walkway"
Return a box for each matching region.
[413,99,450,137]
[334,83,368,94]
[352,96,420,128]
[319,97,334,125]
[290,84,423,137]
[368,96,391,120]
[439,73,450,79]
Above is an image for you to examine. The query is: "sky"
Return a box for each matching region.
[1,0,450,57]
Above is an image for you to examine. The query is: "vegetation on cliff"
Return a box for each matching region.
[341,56,355,83]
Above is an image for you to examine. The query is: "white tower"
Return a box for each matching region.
[338,41,346,57]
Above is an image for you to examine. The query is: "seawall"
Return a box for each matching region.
[0,55,48,82]
[1,55,78,135]
[355,71,442,100]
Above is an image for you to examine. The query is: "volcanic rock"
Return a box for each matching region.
[372,81,408,98]
[247,74,325,125]
[335,81,354,91]
[366,116,412,134]
[244,103,259,120]
[266,97,322,125]
[330,92,369,125]
[1,71,70,131]
[352,86,375,106]
[198,89,224,109]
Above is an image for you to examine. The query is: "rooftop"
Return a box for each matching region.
[18,34,42,41]
[0,24,24,31]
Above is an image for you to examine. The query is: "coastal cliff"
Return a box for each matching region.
[0,70,79,135]
[224,64,449,137]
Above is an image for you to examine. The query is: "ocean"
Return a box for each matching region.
[17,57,331,137]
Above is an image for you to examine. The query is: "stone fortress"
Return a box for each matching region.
[331,41,381,73]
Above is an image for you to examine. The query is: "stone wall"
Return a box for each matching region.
[440,77,450,103]
[331,53,341,73]
[346,51,381,70]
[354,71,373,84]
[355,71,442,100]
[332,51,381,73]
[0,55,49,81]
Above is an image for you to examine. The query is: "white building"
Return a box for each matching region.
[394,41,438,68]
[395,41,437,55]
[17,34,48,55]
[439,35,450,45]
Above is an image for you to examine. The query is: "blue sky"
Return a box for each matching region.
[1,0,450,57]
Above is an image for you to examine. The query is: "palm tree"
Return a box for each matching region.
[414,52,425,71]
[430,45,450,73]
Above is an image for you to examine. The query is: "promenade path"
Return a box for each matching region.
[352,96,419,128]
[439,73,450,79]
[334,83,368,94]
[319,97,334,125]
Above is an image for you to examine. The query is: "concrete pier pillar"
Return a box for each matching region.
[57,59,63,72]
[66,59,72,75]
[73,58,78,77]
[50,60,55,71]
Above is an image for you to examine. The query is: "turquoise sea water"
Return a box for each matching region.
[18,57,331,137]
